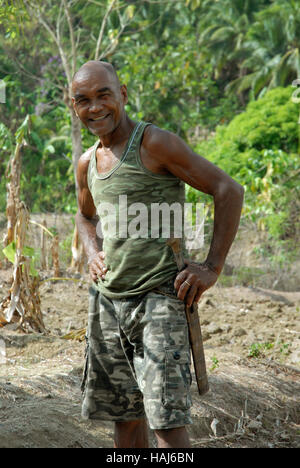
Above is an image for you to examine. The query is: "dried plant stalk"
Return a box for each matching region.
[51,234,60,277]
[3,142,22,248]
[40,219,48,270]
[70,225,84,274]
[0,202,45,333]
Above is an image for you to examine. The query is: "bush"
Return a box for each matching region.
[189,87,300,241]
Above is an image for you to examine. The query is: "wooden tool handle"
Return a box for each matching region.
[167,237,209,396]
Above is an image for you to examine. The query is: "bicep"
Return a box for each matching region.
[164,134,233,196]
[149,129,235,196]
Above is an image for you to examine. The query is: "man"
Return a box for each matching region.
[72,60,244,448]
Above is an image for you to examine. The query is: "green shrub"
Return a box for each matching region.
[188,87,300,241]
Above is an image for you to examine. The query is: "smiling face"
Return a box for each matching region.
[72,62,128,138]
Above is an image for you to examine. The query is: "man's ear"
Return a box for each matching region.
[120,84,128,106]
[71,97,79,117]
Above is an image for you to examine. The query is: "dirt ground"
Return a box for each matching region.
[0,265,299,448]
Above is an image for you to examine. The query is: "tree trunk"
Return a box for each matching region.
[70,108,83,197]
[65,90,84,271]
[63,87,83,197]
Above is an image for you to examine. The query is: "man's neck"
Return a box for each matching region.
[98,114,135,150]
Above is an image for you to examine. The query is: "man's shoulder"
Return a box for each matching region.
[79,144,96,164]
[143,124,174,154]
[143,124,172,146]
[77,144,96,173]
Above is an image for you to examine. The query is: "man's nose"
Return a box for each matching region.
[89,98,103,113]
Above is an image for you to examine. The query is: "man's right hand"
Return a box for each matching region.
[88,251,107,282]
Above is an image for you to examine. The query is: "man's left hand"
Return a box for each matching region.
[174,260,219,307]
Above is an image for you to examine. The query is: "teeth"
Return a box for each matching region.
[92,115,107,121]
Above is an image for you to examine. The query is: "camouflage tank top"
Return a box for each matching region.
[87,121,186,298]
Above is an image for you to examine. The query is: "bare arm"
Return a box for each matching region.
[75,149,107,281]
[143,127,244,305]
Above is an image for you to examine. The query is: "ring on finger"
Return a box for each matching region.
[184,280,192,286]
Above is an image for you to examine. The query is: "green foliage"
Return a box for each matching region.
[191,87,300,241]
[229,0,300,97]
[248,341,291,359]
[115,4,240,138]
[59,229,74,266]
[117,42,222,136]
[209,355,220,371]
[0,0,27,37]
[248,342,274,358]
[0,109,77,214]
[21,111,77,213]
[197,0,270,82]
[199,87,299,169]
[2,241,39,276]
[218,265,266,288]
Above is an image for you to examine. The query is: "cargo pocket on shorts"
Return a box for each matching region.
[81,336,89,395]
[163,347,192,410]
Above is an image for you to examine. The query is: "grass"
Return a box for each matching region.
[218,266,266,288]
[209,355,220,371]
[248,341,292,359]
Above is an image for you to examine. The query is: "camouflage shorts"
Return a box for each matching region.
[81,277,193,430]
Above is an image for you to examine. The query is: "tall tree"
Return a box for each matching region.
[227,0,300,98]
[197,0,271,82]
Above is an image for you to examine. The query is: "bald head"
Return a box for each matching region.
[71,60,128,137]
[72,61,120,94]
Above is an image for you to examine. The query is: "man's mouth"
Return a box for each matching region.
[89,114,110,122]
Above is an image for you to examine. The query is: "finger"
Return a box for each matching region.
[177,278,192,301]
[90,252,107,275]
[91,269,105,282]
[90,266,99,280]
[97,267,107,280]
[94,257,107,273]
[174,270,188,291]
[90,270,98,281]
[90,262,102,277]
[90,262,106,281]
